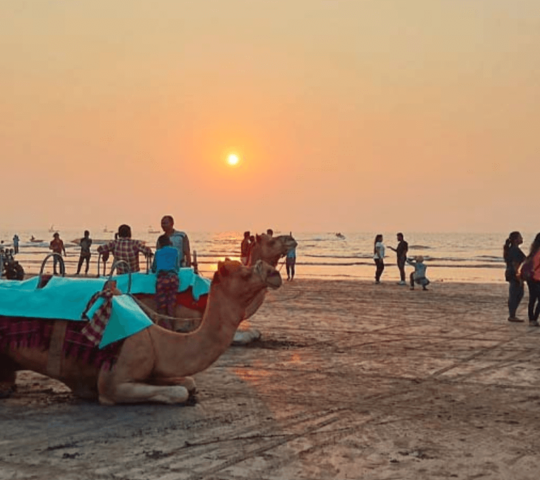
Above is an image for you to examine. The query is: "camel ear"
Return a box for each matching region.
[218,260,230,276]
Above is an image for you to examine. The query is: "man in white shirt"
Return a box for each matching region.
[158,215,191,267]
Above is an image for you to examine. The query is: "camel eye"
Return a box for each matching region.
[241,269,251,279]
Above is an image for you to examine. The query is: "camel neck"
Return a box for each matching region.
[151,286,246,378]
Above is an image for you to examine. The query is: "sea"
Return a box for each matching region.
[0,227,531,284]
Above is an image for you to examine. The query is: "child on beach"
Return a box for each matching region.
[406,256,430,290]
[152,234,180,316]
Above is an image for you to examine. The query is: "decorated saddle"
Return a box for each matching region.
[0,276,152,347]
[113,268,211,313]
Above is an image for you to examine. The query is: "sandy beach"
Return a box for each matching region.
[1,278,539,480]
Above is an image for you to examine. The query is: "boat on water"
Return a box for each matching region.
[48,225,55,233]
[335,233,346,239]
[148,226,160,234]
[29,236,44,243]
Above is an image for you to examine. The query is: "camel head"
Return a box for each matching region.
[212,259,282,306]
[249,233,298,267]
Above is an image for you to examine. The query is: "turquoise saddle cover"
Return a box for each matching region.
[110,268,211,300]
[0,276,152,348]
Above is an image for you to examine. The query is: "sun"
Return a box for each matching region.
[227,154,239,166]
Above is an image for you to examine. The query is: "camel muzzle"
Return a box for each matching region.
[265,270,282,289]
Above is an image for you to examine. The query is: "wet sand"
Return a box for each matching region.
[1,279,539,480]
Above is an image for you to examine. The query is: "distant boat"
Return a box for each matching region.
[336,233,346,239]
[103,226,114,233]
[29,236,44,243]
[148,226,160,234]
[48,225,55,233]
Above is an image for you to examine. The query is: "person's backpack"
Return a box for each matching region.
[519,258,535,282]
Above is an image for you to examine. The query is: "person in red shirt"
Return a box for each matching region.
[97,224,152,275]
[49,232,66,275]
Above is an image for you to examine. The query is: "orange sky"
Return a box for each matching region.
[1,1,539,233]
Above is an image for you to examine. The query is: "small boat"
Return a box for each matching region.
[48,225,55,233]
[148,226,160,234]
[29,236,44,243]
[336,233,346,239]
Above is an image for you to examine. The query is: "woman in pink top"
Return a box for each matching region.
[526,233,540,327]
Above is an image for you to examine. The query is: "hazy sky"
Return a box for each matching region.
[1,1,539,233]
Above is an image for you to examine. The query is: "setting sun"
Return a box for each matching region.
[227,154,239,166]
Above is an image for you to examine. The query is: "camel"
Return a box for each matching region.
[135,233,297,343]
[0,260,281,405]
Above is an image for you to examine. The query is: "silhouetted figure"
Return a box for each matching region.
[503,231,526,322]
[388,232,409,285]
[240,231,251,265]
[373,234,385,284]
[49,232,66,275]
[76,230,92,275]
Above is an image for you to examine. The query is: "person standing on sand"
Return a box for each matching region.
[12,234,19,255]
[152,234,180,316]
[49,232,66,275]
[76,230,92,276]
[158,215,191,267]
[503,231,526,323]
[525,233,540,327]
[373,234,385,284]
[240,231,251,265]
[286,232,296,281]
[266,229,273,237]
[388,232,408,285]
[98,224,152,274]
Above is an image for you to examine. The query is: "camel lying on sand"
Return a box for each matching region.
[136,233,297,344]
[0,260,281,405]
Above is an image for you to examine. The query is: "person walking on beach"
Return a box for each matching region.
[388,232,409,285]
[76,230,92,276]
[406,256,430,290]
[152,234,180,316]
[524,233,540,327]
[49,232,66,275]
[503,231,526,323]
[373,234,385,284]
[159,215,191,267]
[12,234,19,255]
[286,233,296,281]
[240,231,251,265]
[97,224,152,274]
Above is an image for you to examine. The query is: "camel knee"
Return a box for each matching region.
[180,376,197,393]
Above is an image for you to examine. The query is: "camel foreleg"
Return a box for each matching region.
[0,354,18,399]
[98,382,189,405]
[149,376,197,394]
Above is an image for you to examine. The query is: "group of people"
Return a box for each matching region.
[240,228,297,281]
[503,231,540,326]
[373,232,429,290]
[47,216,191,317]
